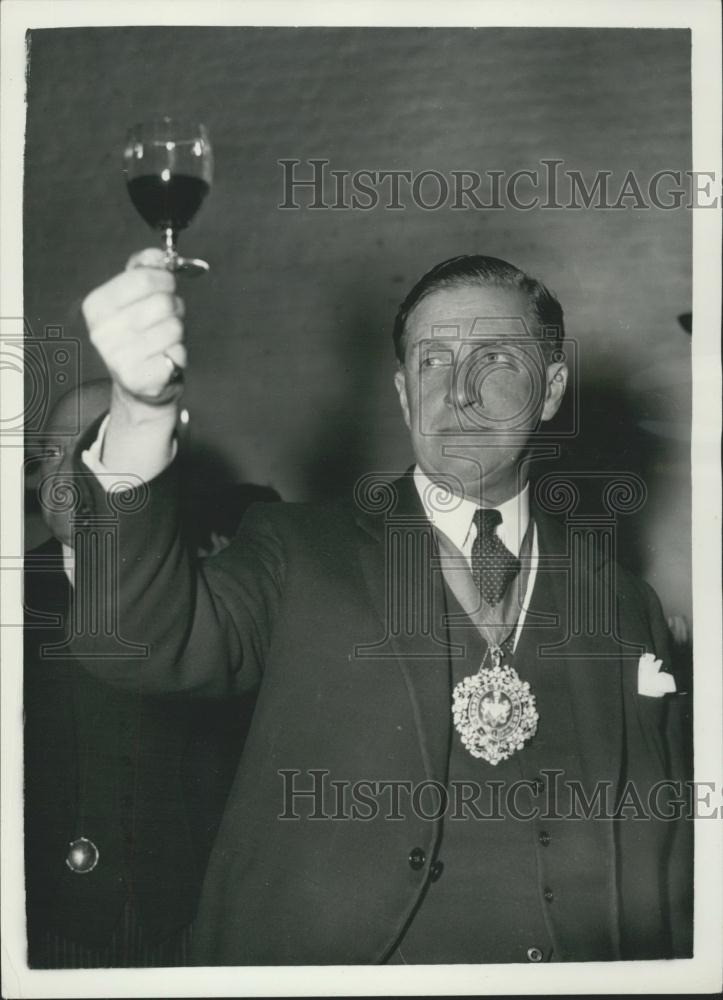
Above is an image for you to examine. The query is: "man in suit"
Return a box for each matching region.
[69,249,693,964]
[24,381,251,966]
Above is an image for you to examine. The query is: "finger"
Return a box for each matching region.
[115,290,185,334]
[137,325,186,366]
[118,349,186,401]
[135,352,185,398]
[92,315,184,386]
[110,316,185,366]
[161,342,188,371]
[126,247,169,271]
[88,292,183,355]
[83,266,175,327]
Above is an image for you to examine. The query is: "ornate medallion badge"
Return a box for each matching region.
[452,661,538,765]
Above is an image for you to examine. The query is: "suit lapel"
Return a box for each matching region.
[354,472,453,785]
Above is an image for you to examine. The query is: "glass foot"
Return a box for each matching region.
[173,256,210,275]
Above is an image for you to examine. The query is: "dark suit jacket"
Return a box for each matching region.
[70,446,693,965]
[23,537,247,953]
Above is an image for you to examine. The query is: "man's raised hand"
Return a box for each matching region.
[80,249,186,481]
[82,248,186,405]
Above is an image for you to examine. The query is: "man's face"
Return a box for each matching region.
[394,284,567,504]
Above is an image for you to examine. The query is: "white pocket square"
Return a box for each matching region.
[638,652,677,697]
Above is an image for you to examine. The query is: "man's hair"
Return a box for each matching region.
[392,254,565,365]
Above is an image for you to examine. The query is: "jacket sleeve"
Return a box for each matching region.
[68,422,284,699]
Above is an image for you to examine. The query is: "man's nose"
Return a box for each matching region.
[443,366,460,410]
[445,359,479,413]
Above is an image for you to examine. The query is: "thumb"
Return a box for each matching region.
[126,247,169,271]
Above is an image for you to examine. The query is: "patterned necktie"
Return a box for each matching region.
[470,508,521,606]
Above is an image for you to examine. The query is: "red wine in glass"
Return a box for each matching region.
[127,174,210,232]
[124,118,213,275]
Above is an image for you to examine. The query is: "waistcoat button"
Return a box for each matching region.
[408,847,426,871]
[526,946,544,962]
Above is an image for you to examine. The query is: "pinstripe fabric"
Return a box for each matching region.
[28,899,192,968]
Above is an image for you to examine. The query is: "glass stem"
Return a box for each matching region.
[163,227,178,268]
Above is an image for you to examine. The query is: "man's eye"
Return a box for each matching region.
[421,351,453,369]
[478,350,519,367]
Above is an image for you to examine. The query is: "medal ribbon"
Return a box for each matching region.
[435,519,539,764]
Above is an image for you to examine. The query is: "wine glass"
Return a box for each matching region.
[123,117,213,275]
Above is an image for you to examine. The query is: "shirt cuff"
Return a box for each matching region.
[81,413,178,493]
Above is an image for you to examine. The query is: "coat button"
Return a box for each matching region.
[544,888,554,902]
[408,847,426,871]
[65,837,99,873]
[538,830,551,846]
[532,777,544,794]
[429,860,444,882]
[526,946,544,962]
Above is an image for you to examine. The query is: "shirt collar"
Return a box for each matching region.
[61,542,75,586]
[412,465,530,557]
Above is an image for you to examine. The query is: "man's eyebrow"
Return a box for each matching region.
[420,338,515,349]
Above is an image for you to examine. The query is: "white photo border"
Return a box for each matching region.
[1,1,720,997]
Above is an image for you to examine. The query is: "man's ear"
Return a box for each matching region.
[540,362,568,422]
[394,366,412,431]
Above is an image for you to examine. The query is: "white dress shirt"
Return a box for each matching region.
[80,414,177,493]
[61,543,75,586]
[413,465,539,650]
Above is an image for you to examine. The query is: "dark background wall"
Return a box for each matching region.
[24,26,692,620]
